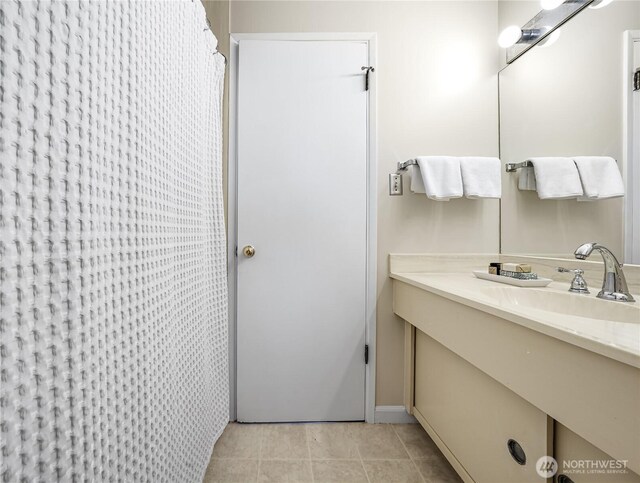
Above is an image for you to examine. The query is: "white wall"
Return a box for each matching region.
[223,1,500,406]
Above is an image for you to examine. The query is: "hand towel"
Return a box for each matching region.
[416,156,463,201]
[573,156,625,201]
[408,164,426,194]
[459,157,501,198]
[528,157,584,200]
[517,166,537,191]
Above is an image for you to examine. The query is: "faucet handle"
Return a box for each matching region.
[557,267,584,275]
[557,267,589,294]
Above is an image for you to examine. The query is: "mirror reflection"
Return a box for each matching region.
[498,0,640,263]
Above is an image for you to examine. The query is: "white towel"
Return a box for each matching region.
[408,164,426,194]
[459,157,501,198]
[528,157,584,200]
[517,166,537,191]
[573,156,625,201]
[416,156,463,201]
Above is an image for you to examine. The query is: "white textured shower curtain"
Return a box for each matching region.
[0,1,228,481]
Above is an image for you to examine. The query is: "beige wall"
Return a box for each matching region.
[205,0,501,406]
[498,1,640,258]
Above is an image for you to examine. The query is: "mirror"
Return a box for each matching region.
[498,0,640,263]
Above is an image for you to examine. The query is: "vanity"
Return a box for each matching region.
[391,255,640,483]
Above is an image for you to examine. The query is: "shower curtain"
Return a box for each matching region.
[0,1,228,481]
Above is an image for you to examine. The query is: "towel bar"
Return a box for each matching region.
[505,161,533,172]
[397,159,418,172]
[406,158,526,173]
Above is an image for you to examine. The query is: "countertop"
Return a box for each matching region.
[391,271,640,369]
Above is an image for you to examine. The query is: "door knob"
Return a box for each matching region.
[242,245,256,258]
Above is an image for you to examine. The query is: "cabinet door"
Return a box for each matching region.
[414,331,551,483]
[554,423,640,483]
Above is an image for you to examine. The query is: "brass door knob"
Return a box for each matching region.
[242,245,256,258]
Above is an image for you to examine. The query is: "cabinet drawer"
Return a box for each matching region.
[415,330,551,483]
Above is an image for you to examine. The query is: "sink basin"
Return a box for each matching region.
[475,286,640,324]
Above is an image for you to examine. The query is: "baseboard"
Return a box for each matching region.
[374,405,417,424]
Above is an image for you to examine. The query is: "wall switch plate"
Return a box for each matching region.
[389,173,403,196]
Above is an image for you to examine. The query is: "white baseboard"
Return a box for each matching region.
[374,405,417,424]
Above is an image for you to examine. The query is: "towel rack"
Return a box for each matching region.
[505,161,533,172]
[406,158,528,173]
[396,159,418,173]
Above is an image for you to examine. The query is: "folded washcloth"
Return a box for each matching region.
[517,166,537,191]
[459,157,501,198]
[416,156,463,201]
[408,164,426,194]
[573,156,624,201]
[528,157,584,200]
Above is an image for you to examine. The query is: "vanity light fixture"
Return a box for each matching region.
[541,0,565,10]
[498,26,543,48]
[589,0,614,8]
[539,0,613,11]
[538,28,562,47]
[498,26,523,48]
[503,0,592,63]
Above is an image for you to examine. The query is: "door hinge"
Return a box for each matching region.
[364,344,369,364]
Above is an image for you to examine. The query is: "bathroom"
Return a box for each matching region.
[1,0,638,482]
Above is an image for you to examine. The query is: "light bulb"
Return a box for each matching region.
[589,0,614,8]
[541,0,564,10]
[498,26,523,48]
[538,29,562,47]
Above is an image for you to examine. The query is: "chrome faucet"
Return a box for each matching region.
[556,267,589,294]
[574,243,635,302]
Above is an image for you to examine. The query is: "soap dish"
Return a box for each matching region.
[473,271,552,287]
[499,270,538,280]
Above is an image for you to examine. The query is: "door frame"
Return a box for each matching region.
[227,33,378,423]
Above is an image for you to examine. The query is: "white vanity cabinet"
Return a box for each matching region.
[415,330,551,483]
[393,274,640,483]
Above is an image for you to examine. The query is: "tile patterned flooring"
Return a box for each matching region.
[203,422,462,483]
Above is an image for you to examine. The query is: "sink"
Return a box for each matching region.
[475,286,640,324]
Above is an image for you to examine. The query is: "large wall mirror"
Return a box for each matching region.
[498,0,640,264]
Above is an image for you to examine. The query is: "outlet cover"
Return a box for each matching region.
[389,173,403,196]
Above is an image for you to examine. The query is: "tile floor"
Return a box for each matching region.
[203,422,462,483]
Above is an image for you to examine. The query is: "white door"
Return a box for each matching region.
[236,39,369,422]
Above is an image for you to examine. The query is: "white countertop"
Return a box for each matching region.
[391,272,640,369]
